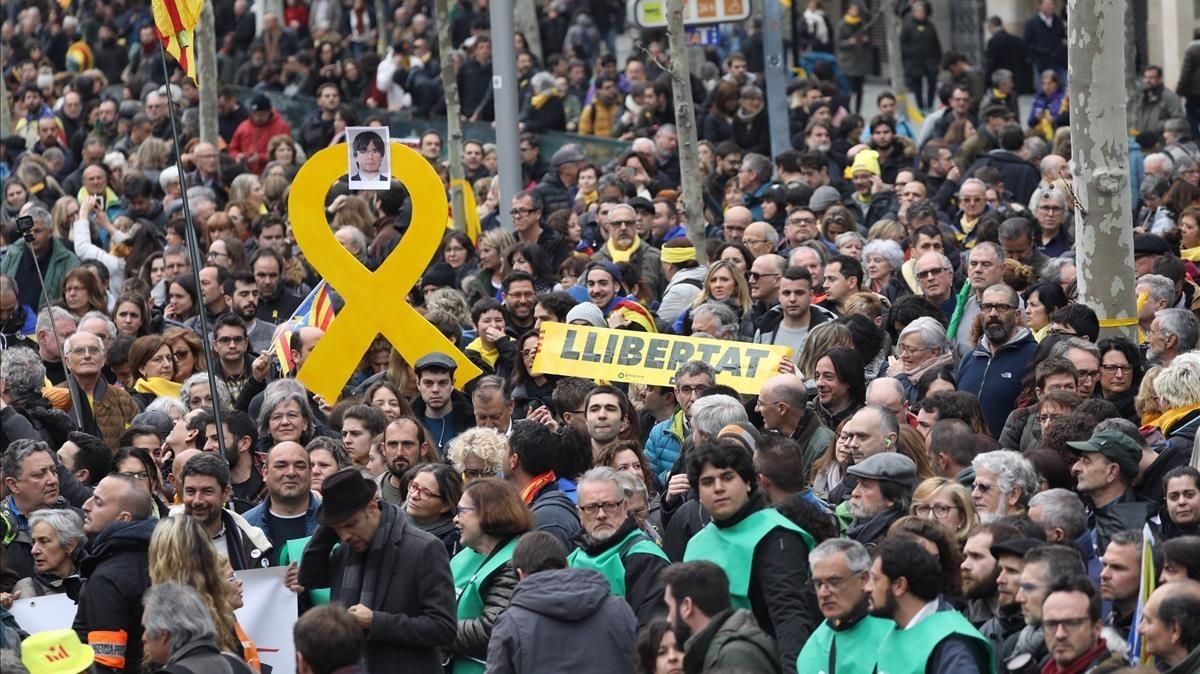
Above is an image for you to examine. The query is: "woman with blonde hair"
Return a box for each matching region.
[674,259,753,335]
[447,427,508,483]
[467,228,517,304]
[51,195,80,239]
[228,173,266,215]
[909,477,978,545]
[795,322,854,381]
[148,516,242,657]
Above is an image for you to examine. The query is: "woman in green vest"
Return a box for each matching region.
[447,478,532,674]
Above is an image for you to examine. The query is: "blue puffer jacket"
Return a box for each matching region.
[645,409,686,482]
[956,328,1039,438]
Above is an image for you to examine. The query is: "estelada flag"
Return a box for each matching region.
[272,281,336,376]
[152,0,204,85]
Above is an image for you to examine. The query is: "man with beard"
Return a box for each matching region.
[661,560,781,673]
[377,416,438,506]
[845,452,915,550]
[501,271,538,338]
[592,204,665,297]
[981,538,1044,664]
[249,248,302,324]
[178,453,271,571]
[244,441,320,566]
[201,408,261,513]
[960,522,1022,627]
[971,450,1039,522]
[223,271,276,354]
[951,242,1007,350]
[1002,545,1085,672]
[796,539,895,673]
[683,440,818,672]
[956,283,1038,438]
[871,537,993,673]
[566,467,668,627]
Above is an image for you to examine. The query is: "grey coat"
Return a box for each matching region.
[298,503,456,673]
[485,567,637,674]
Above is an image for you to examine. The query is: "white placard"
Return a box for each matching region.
[235,566,298,674]
[9,593,77,634]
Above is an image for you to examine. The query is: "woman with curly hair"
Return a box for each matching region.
[447,427,507,483]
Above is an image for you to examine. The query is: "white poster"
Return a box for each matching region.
[235,566,298,674]
[9,593,77,634]
[346,126,391,190]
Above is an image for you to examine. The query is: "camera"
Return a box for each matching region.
[15,214,33,240]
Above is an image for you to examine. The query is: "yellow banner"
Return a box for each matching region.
[534,322,791,394]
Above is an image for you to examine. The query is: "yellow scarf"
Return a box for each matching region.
[606,234,642,263]
[1148,402,1200,435]
[134,376,182,400]
[1182,246,1200,262]
[531,89,561,110]
[466,337,498,367]
[843,13,862,25]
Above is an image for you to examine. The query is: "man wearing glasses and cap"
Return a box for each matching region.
[296,467,456,672]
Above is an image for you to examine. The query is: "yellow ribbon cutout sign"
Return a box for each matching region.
[288,142,483,401]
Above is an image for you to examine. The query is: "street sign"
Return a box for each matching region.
[630,0,751,29]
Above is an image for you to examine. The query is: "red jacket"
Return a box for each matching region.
[229,110,292,174]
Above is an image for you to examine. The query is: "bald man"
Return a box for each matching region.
[722,206,753,243]
[865,377,909,427]
[244,441,319,564]
[1140,580,1200,669]
[743,222,779,258]
[755,374,836,476]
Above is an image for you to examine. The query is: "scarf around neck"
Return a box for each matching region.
[339,501,397,610]
[520,470,557,504]
[606,234,641,263]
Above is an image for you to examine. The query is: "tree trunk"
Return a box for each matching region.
[375,0,389,54]
[1069,0,1136,342]
[666,0,707,263]
[196,1,220,146]
[437,0,467,232]
[513,0,543,63]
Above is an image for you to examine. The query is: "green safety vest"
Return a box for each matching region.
[795,615,894,674]
[449,537,520,674]
[683,508,815,609]
[875,610,995,674]
[567,529,669,596]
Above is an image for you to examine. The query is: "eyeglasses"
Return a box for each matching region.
[462,469,495,480]
[747,272,779,281]
[916,268,949,279]
[69,346,102,356]
[677,384,709,395]
[608,219,637,229]
[216,335,246,345]
[1075,369,1100,381]
[455,505,477,515]
[914,504,959,519]
[1101,363,1132,374]
[1038,413,1065,424]
[510,207,539,217]
[973,482,994,494]
[980,303,1014,314]
[1037,205,1065,213]
[579,500,625,516]
[898,345,930,356]
[118,470,150,480]
[788,217,817,226]
[1043,617,1092,633]
[809,576,848,591]
[270,411,303,423]
[172,349,192,361]
[407,482,443,501]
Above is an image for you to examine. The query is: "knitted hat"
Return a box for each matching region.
[565,302,606,327]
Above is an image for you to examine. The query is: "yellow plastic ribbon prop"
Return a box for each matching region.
[288,142,483,401]
[449,178,481,244]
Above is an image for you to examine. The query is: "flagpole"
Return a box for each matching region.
[157,39,228,459]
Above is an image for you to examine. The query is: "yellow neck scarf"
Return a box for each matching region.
[466,337,498,367]
[133,376,182,400]
[843,13,863,25]
[606,234,642,263]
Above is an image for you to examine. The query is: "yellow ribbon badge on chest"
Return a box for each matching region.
[288,142,483,400]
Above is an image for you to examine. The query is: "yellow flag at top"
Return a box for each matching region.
[152,0,204,85]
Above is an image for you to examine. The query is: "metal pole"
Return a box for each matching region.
[666,0,707,263]
[883,3,918,118]
[196,1,219,145]
[490,0,521,232]
[1068,0,1136,342]
[157,44,228,457]
[761,0,790,158]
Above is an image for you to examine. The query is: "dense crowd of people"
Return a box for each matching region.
[8,0,1200,673]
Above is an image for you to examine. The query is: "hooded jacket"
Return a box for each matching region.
[73,518,156,674]
[485,567,637,674]
[956,327,1039,438]
[682,607,781,674]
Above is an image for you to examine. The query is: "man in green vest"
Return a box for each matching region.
[796,539,894,673]
[870,537,995,674]
[682,439,819,674]
[567,466,669,627]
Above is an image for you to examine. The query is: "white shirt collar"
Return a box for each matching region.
[901,598,941,630]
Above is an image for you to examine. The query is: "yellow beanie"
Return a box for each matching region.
[850,149,881,177]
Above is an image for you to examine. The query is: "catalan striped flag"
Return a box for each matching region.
[1128,523,1157,666]
[152,0,204,85]
[272,281,336,376]
[610,298,658,333]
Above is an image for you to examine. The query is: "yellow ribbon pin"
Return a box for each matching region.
[288,142,483,401]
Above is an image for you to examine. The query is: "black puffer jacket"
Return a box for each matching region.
[73,519,156,674]
[450,558,518,661]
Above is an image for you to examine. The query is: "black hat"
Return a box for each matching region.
[420,262,456,289]
[413,352,457,375]
[1134,234,1170,257]
[627,196,654,213]
[316,468,378,525]
[990,537,1044,561]
[250,94,272,112]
